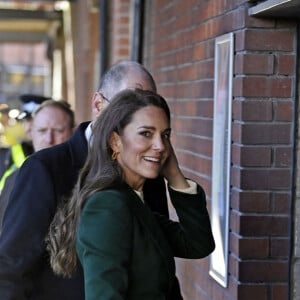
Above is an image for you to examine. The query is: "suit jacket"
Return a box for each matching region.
[0,147,10,179]
[0,141,34,233]
[0,169,19,233]
[0,122,180,300]
[77,184,215,300]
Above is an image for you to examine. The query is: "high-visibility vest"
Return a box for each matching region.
[0,144,27,191]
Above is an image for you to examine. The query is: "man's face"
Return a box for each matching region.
[31,106,73,151]
[92,74,156,120]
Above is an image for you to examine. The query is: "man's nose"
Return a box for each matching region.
[45,130,55,144]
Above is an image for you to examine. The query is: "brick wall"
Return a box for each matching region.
[71,0,300,298]
[71,0,132,122]
[71,0,99,122]
[143,1,297,299]
[232,17,296,300]
[108,0,131,65]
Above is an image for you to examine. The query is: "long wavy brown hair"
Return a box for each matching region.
[46,88,170,278]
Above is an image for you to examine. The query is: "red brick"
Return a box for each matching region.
[274,146,292,167]
[235,53,274,75]
[277,54,296,75]
[237,168,291,189]
[231,189,270,213]
[230,232,239,256]
[116,48,129,56]
[156,68,177,84]
[240,123,291,144]
[177,151,211,176]
[231,235,270,259]
[118,37,129,46]
[174,10,193,30]
[175,135,212,157]
[176,258,213,300]
[228,252,239,279]
[230,210,240,234]
[276,19,298,29]
[175,47,195,65]
[236,29,294,51]
[118,16,129,25]
[239,215,289,236]
[172,117,212,136]
[231,145,272,167]
[239,261,288,282]
[271,284,288,300]
[234,77,292,98]
[246,10,276,28]
[175,81,213,98]
[196,60,214,79]
[274,100,293,121]
[172,99,213,117]
[154,34,177,54]
[270,238,289,258]
[232,100,272,121]
[116,27,129,35]
[237,283,268,300]
[193,40,214,60]
[272,192,290,213]
[227,276,240,300]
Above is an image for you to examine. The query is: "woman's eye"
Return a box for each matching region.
[162,131,171,140]
[140,131,151,137]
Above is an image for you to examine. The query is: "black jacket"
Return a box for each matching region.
[0,122,182,300]
[0,142,34,234]
[0,169,19,233]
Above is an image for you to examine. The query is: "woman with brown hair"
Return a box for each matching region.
[47,88,215,300]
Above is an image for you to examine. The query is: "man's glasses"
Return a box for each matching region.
[100,93,110,103]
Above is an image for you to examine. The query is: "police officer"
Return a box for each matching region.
[0,94,50,190]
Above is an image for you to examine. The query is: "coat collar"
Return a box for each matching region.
[121,184,175,289]
[66,121,90,168]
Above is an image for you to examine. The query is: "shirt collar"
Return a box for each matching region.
[85,122,93,144]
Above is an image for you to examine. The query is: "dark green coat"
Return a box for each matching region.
[76,184,215,300]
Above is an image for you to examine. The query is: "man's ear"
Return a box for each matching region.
[92,92,106,119]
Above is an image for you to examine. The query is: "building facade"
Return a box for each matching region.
[68,0,300,299]
[84,1,298,299]
[1,0,299,299]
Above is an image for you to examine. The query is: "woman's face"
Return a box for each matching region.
[112,105,171,191]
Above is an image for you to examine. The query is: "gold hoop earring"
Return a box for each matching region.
[112,151,118,160]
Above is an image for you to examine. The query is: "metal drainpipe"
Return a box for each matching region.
[131,0,144,63]
[289,19,300,300]
[99,0,108,77]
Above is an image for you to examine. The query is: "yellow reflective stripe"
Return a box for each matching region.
[11,144,26,167]
[0,164,17,191]
[0,144,26,191]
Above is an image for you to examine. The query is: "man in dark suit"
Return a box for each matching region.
[0,99,75,233]
[0,61,183,300]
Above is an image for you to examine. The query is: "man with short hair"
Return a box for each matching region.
[0,60,183,300]
[30,100,75,151]
[0,99,75,233]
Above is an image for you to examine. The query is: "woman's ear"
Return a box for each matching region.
[92,92,106,119]
[109,131,122,153]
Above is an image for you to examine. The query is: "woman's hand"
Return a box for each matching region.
[161,144,190,189]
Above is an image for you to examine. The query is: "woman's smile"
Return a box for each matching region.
[112,105,171,190]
